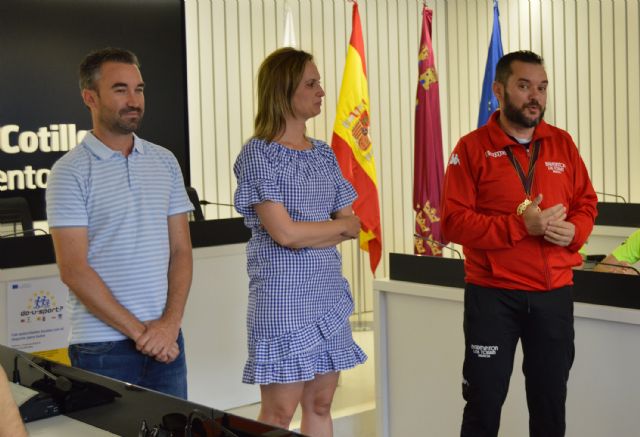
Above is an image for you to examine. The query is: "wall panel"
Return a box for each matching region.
[184,0,640,312]
[628,1,640,202]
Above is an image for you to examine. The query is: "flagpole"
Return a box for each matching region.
[351,239,370,331]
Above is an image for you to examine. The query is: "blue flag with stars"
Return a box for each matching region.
[477,0,504,127]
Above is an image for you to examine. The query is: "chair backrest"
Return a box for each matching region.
[186,187,205,222]
[0,197,34,237]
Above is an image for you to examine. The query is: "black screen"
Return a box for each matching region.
[0,0,190,220]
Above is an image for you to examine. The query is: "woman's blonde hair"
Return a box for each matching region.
[253,47,314,141]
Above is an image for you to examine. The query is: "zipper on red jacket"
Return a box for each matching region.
[528,149,553,290]
[539,241,552,290]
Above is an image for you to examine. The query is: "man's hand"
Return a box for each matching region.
[155,342,180,364]
[544,219,576,247]
[522,194,566,236]
[135,319,180,363]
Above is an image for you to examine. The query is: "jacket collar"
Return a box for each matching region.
[486,110,553,150]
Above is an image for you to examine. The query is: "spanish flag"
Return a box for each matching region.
[331,1,382,274]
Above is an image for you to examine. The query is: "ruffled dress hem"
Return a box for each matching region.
[242,341,368,385]
[249,289,354,364]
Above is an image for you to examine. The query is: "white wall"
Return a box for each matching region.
[184,0,640,310]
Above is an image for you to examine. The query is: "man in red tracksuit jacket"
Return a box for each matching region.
[441,51,597,437]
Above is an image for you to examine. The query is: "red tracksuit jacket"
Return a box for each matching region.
[441,111,597,291]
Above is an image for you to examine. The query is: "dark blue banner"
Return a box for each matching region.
[0,0,189,220]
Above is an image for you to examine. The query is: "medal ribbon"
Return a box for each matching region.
[503,140,541,197]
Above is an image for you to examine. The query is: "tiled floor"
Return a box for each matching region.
[227,314,376,436]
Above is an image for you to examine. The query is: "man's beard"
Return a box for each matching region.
[503,90,545,129]
[106,107,144,134]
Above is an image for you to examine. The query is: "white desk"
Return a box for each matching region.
[374,278,640,437]
[1,243,258,411]
[183,243,259,409]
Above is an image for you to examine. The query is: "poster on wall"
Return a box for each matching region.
[7,277,69,355]
[0,0,189,221]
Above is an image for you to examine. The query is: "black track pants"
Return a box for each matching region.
[460,284,575,437]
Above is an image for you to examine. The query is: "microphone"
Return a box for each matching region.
[595,192,627,203]
[13,353,73,392]
[0,228,48,238]
[413,233,463,259]
[199,200,235,208]
[186,409,240,437]
[592,261,640,275]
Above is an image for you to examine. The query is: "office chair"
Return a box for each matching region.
[186,187,205,222]
[0,197,34,237]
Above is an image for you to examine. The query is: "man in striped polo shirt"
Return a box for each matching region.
[46,48,194,398]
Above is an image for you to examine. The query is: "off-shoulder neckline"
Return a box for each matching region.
[271,138,320,153]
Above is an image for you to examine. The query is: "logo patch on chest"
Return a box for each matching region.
[485,150,507,158]
[545,161,566,174]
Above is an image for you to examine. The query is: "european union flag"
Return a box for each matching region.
[478,0,504,127]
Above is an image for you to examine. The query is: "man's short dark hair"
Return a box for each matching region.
[495,51,544,85]
[79,47,140,91]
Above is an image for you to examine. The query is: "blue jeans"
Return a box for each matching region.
[69,331,188,399]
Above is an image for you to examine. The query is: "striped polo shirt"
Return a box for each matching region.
[46,132,193,344]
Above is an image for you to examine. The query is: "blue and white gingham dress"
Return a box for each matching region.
[233,137,368,384]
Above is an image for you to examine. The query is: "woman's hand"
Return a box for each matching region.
[338,214,361,239]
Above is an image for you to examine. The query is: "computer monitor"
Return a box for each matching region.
[0,197,33,237]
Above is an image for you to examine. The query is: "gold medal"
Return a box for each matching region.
[517,198,532,215]
[505,141,542,216]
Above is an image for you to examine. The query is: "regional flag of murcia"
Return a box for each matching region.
[331,0,382,275]
[413,5,446,256]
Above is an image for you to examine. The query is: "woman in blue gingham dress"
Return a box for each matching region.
[233,48,367,435]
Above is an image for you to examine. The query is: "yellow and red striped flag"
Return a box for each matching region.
[331,1,382,274]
